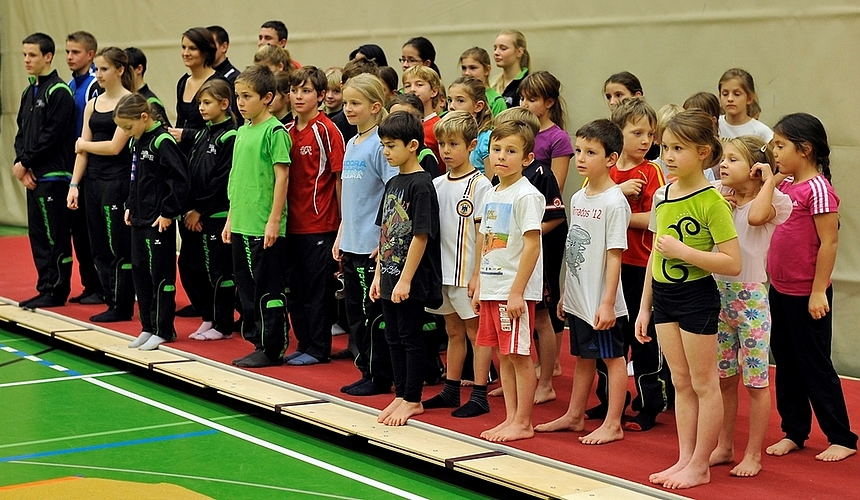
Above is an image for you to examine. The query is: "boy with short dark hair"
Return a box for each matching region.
[124,47,171,127]
[207,25,239,85]
[536,119,632,445]
[282,66,345,366]
[15,33,76,309]
[224,65,292,368]
[371,111,442,426]
[472,109,545,442]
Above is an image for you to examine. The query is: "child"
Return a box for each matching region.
[253,44,293,73]
[765,113,857,462]
[472,109,545,442]
[370,111,442,426]
[330,58,382,143]
[536,118,630,445]
[518,70,573,191]
[603,71,643,112]
[654,103,684,179]
[635,110,741,489]
[387,93,440,177]
[324,67,343,117]
[718,68,772,142]
[446,77,492,174]
[125,47,171,127]
[335,73,395,396]
[283,66,345,366]
[269,71,293,125]
[422,111,493,415]
[378,66,399,104]
[185,79,238,341]
[15,33,75,309]
[223,65,291,368]
[402,65,444,173]
[114,94,189,351]
[707,136,792,476]
[683,92,721,181]
[491,30,530,109]
[459,47,507,116]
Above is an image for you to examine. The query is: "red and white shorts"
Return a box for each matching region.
[476,300,536,356]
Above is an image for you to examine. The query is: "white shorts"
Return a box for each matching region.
[426,285,477,320]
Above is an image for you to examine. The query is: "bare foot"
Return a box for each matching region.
[488,387,504,397]
[815,444,857,462]
[552,362,562,377]
[535,413,584,433]
[488,422,534,442]
[579,423,623,445]
[709,446,735,466]
[383,401,424,426]
[378,397,403,423]
[480,419,511,440]
[730,454,762,477]
[766,438,799,457]
[533,385,556,405]
[662,465,710,489]
[649,460,688,485]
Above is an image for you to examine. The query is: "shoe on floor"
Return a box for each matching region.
[234,350,282,368]
[90,309,131,323]
[286,353,320,366]
[283,351,304,362]
[25,295,65,309]
[341,377,368,393]
[175,305,201,318]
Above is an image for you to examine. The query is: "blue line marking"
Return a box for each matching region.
[0,429,218,463]
[0,343,82,376]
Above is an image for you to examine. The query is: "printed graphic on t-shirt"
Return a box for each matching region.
[565,225,592,284]
[663,215,700,283]
[379,188,412,278]
[483,202,511,253]
[342,158,366,179]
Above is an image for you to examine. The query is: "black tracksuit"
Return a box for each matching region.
[14,70,76,301]
[127,123,189,339]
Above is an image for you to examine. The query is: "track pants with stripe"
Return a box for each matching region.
[178,221,213,320]
[286,232,337,360]
[131,224,176,340]
[26,180,72,300]
[86,178,134,316]
[201,216,234,334]
[70,176,103,296]
[342,252,392,387]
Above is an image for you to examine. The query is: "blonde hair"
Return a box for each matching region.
[656,103,684,142]
[448,76,492,132]
[491,107,539,154]
[254,44,292,72]
[325,67,343,91]
[402,65,442,108]
[610,96,656,130]
[342,73,389,125]
[434,110,479,144]
[491,30,530,93]
[723,136,777,175]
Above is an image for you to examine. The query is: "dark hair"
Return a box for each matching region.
[341,58,380,83]
[379,110,424,146]
[289,65,327,94]
[197,78,237,127]
[349,44,388,67]
[182,27,217,67]
[604,71,643,95]
[66,31,97,52]
[519,70,567,130]
[206,25,229,45]
[378,66,399,96]
[96,47,134,91]
[683,91,721,135]
[236,65,276,100]
[124,47,146,74]
[261,20,288,41]
[403,36,440,76]
[575,119,624,157]
[773,113,832,183]
[22,32,54,56]
[386,93,424,118]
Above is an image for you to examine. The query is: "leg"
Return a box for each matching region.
[710,375,739,466]
[254,237,288,362]
[232,235,258,348]
[287,233,337,361]
[580,356,626,445]
[129,227,153,339]
[423,313,465,408]
[534,308,557,404]
[26,183,72,302]
[535,357,592,433]
[177,222,213,320]
[487,353,535,442]
[202,216,234,337]
[381,299,427,426]
[69,176,103,299]
[149,225,177,342]
[732,386,769,476]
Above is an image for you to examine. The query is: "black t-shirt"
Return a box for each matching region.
[375,171,442,306]
[330,110,357,143]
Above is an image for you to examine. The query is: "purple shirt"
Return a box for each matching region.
[533,124,573,165]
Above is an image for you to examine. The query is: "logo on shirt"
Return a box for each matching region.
[140,149,155,162]
[457,199,474,218]
[207,144,217,154]
[300,145,313,156]
[35,98,46,108]
[565,224,591,284]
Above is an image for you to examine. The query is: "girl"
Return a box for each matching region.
[402,65,444,173]
[459,47,506,116]
[635,110,741,490]
[718,68,772,142]
[67,47,134,324]
[334,73,395,396]
[185,79,237,341]
[446,76,492,174]
[765,113,857,462]
[709,136,792,477]
[491,30,529,109]
[378,66,400,104]
[518,71,573,190]
[603,72,643,112]
[270,71,293,124]
[683,92,721,181]
[115,94,189,351]
[400,36,440,76]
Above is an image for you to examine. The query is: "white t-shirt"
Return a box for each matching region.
[718,115,774,143]
[712,181,793,283]
[563,185,630,326]
[479,176,545,301]
[434,169,493,287]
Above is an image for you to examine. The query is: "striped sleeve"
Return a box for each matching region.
[809,175,839,215]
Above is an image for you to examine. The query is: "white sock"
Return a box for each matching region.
[138,335,167,351]
[193,321,214,335]
[128,331,153,348]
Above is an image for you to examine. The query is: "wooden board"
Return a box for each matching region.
[362,424,495,465]
[54,329,131,352]
[0,304,90,336]
[282,402,380,436]
[53,330,190,368]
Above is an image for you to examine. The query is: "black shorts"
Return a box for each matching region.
[568,315,625,359]
[652,277,720,335]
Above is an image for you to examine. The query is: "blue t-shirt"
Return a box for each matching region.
[469,129,491,174]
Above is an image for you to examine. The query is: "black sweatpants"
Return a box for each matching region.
[178,222,213,320]
[130,224,176,340]
[770,286,857,450]
[286,232,337,360]
[382,298,427,403]
[233,234,288,361]
[201,216,234,334]
[26,181,72,300]
[342,252,391,387]
[86,178,134,315]
[70,176,103,296]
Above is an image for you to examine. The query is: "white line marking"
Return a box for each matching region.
[0,414,249,450]
[1,345,21,350]
[23,355,41,361]
[48,365,68,372]
[11,461,363,499]
[84,377,427,500]
[0,371,127,389]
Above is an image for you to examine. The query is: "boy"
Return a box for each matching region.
[535,119,631,445]
[371,111,442,426]
[15,33,76,309]
[324,67,344,117]
[207,25,239,85]
[422,111,493,415]
[125,47,171,127]
[388,93,440,178]
[472,109,545,442]
[283,66,345,366]
[402,65,444,173]
[223,65,291,368]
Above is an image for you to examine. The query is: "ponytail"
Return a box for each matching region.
[96,46,134,92]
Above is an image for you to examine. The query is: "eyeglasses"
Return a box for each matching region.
[398,57,421,64]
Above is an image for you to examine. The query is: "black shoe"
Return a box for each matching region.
[79,292,105,305]
[25,295,65,309]
[90,309,132,323]
[19,294,43,308]
[175,305,201,318]
[330,348,354,360]
[234,350,282,368]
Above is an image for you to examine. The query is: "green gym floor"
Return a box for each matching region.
[0,325,497,499]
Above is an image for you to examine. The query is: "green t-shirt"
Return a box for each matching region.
[486,87,507,116]
[649,185,737,283]
[227,116,292,236]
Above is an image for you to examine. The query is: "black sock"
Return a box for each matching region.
[451,385,489,417]
[422,379,460,408]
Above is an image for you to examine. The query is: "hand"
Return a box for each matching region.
[184,210,202,231]
[124,209,131,226]
[369,275,381,301]
[369,246,379,260]
[12,162,27,180]
[751,162,774,183]
[467,275,478,299]
[221,218,232,244]
[331,233,342,261]
[471,294,481,315]
[556,299,566,322]
[391,279,410,303]
[506,292,525,319]
[722,192,737,208]
[808,291,830,320]
[168,127,183,142]
[75,137,86,154]
[21,170,37,190]
[634,309,652,343]
[67,185,79,209]
[593,302,616,331]
[654,235,688,260]
[152,216,173,232]
[264,220,279,248]
[620,178,646,198]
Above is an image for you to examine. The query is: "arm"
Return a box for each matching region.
[68,100,95,209]
[594,248,623,330]
[265,163,289,248]
[17,85,75,170]
[629,211,651,229]
[655,235,742,276]
[747,163,777,226]
[77,126,129,156]
[391,233,428,303]
[221,210,232,244]
[809,212,839,319]
[635,252,655,343]
[550,155,571,192]
[541,218,564,235]
[506,229,541,319]
[470,229,486,314]
[369,248,382,301]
